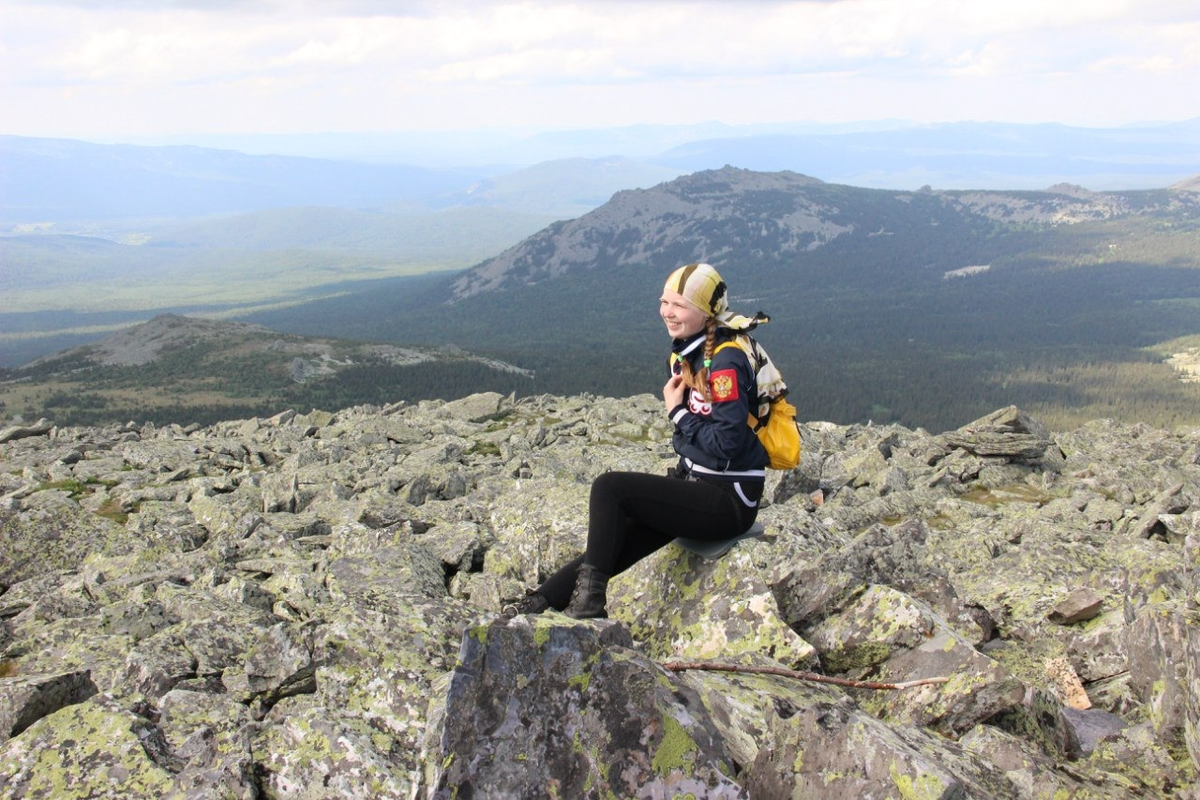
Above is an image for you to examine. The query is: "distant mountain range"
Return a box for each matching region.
[0,136,476,222]
[652,119,1200,191]
[4,118,1200,226]
[239,167,1200,432]
[3,141,1199,431]
[121,118,1200,191]
[444,166,1200,306]
[0,136,683,225]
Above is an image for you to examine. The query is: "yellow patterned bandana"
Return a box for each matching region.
[663,262,765,331]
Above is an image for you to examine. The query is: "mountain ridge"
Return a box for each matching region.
[242,166,1200,432]
[0,315,535,429]
[5,167,1199,432]
[6,118,1199,229]
[447,165,1200,304]
[0,135,480,222]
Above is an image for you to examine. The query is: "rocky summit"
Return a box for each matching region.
[0,394,1197,798]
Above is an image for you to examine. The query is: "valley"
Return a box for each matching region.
[2,136,1199,434]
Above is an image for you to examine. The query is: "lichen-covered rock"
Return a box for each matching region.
[0,396,1197,796]
[671,665,800,773]
[1186,533,1200,775]
[0,497,145,585]
[805,584,939,675]
[0,694,178,798]
[313,596,478,766]
[0,419,53,445]
[157,687,257,798]
[0,670,97,743]
[610,543,817,668]
[223,621,317,715]
[940,405,1059,465]
[254,700,417,798]
[856,623,1026,738]
[744,686,1020,799]
[433,617,747,798]
[960,724,1124,798]
[125,630,200,699]
[324,542,448,608]
[773,518,987,644]
[1125,602,1195,746]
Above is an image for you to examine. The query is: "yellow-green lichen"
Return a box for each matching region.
[533,623,552,649]
[651,713,699,777]
[662,556,703,602]
[821,641,893,674]
[8,701,175,798]
[890,762,951,799]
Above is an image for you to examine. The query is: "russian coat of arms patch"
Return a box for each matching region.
[710,369,738,402]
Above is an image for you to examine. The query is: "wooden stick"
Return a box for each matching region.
[660,660,951,691]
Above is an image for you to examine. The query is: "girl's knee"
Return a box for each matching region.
[590,470,625,498]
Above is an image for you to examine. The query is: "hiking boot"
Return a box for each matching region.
[564,564,610,619]
[501,589,550,618]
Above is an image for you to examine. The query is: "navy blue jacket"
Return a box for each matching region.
[668,330,770,479]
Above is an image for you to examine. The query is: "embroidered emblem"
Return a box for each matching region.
[688,392,712,416]
[710,369,738,402]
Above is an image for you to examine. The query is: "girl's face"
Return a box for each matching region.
[660,288,708,339]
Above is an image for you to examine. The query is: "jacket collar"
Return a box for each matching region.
[672,332,707,359]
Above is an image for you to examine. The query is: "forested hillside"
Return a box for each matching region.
[4,168,1198,433]
[249,169,1200,432]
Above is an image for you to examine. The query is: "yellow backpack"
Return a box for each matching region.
[714,337,801,470]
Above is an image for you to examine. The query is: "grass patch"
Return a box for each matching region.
[96,499,134,524]
[35,477,117,499]
[960,484,1053,508]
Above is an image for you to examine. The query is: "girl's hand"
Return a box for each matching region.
[663,374,687,411]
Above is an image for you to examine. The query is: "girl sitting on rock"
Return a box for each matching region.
[505,262,771,619]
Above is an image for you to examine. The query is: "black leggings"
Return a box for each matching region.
[536,471,761,610]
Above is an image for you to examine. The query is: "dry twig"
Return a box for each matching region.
[660,660,951,691]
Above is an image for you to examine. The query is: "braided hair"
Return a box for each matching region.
[678,317,719,402]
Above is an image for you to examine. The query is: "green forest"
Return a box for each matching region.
[3,180,1198,434]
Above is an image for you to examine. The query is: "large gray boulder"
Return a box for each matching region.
[431,617,747,798]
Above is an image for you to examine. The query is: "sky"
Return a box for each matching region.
[2,0,1199,142]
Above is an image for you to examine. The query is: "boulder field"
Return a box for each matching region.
[0,394,1197,798]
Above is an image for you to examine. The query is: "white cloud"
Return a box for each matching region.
[1,0,1197,136]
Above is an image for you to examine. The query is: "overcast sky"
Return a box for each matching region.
[3,0,1198,141]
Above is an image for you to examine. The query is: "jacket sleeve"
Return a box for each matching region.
[668,346,758,467]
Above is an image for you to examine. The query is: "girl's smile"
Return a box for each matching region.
[660,288,708,338]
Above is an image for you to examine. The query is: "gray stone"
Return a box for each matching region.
[0,694,178,797]
[1047,586,1105,624]
[0,394,1197,794]
[745,688,1020,798]
[0,420,53,445]
[940,405,1056,464]
[432,617,747,798]
[0,669,98,742]
[1059,706,1129,758]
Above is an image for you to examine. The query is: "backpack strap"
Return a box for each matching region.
[713,341,741,356]
[713,338,752,361]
